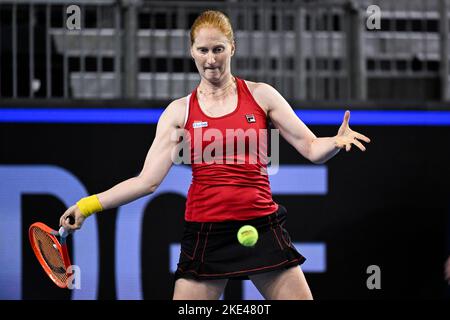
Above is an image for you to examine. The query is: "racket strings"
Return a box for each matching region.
[31,227,69,285]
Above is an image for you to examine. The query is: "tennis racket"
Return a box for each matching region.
[29,216,75,288]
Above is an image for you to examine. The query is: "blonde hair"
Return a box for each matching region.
[190,10,234,46]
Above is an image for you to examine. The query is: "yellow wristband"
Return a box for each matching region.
[77,195,103,218]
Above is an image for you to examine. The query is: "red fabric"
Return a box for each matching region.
[184,77,278,222]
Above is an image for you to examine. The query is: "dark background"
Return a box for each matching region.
[1,122,449,299]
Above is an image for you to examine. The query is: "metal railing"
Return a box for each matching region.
[0,0,121,99]
[0,0,449,102]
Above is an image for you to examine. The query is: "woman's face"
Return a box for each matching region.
[191,27,235,83]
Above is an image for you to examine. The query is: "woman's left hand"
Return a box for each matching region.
[335,110,371,152]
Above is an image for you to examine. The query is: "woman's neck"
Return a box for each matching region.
[198,75,236,98]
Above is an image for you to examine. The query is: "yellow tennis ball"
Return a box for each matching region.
[237,225,259,247]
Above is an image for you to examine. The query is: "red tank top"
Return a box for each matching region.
[183,77,278,222]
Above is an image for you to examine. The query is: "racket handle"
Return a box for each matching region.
[59,216,75,238]
[59,226,72,238]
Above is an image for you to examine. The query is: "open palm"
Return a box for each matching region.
[335,110,371,152]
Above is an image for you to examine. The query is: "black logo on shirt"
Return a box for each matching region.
[245,114,256,123]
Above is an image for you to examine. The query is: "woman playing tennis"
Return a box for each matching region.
[60,10,370,300]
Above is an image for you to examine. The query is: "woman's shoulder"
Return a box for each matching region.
[243,79,277,97]
[242,79,259,92]
[242,80,278,113]
[163,96,189,128]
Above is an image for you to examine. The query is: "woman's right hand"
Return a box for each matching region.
[59,204,86,231]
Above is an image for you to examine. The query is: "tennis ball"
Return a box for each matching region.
[237,225,259,247]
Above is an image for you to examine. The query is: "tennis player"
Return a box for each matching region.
[60,10,370,300]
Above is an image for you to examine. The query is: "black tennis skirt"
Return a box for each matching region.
[174,204,306,281]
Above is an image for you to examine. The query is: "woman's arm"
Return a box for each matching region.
[97,98,185,209]
[60,98,186,229]
[252,83,370,164]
